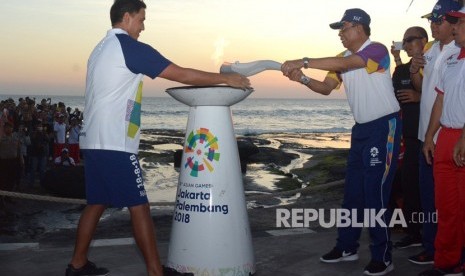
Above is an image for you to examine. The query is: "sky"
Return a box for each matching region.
[0,0,444,99]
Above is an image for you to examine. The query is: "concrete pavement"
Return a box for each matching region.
[0,227,430,275]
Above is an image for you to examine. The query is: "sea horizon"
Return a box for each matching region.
[1,94,354,134]
[0,93,347,101]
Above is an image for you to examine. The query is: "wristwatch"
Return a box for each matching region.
[300,75,311,85]
[303,57,310,69]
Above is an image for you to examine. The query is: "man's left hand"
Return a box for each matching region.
[396,89,420,103]
[281,59,305,77]
[453,137,465,167]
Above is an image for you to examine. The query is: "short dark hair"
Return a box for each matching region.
[360,24,371,37]
[110,0,146,26]
[411,26,429,41]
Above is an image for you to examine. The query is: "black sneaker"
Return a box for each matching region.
[320,247,358,263]
[163,266,194,276]
[408,250,434,265]
[418,266,462,276]
[65,261,109,276]
[363,260,394,275]
[394,235,422,249]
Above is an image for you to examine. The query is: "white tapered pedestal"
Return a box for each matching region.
[165,86,255,275]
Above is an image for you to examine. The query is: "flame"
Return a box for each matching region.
[211,37,230,66]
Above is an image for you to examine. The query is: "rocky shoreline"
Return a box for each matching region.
[0,129,350,243]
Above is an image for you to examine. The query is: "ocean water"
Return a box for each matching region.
[1,95,354,134]
[1,94,355,232]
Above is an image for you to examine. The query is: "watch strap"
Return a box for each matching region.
[303,57,310,69]
[300,75,311,85]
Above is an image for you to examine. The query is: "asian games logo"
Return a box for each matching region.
[370,147,382,167]
[184,128,220,177]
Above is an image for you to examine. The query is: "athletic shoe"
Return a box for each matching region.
[65,260,109,276]
[418,266,463,276]
[363,260,394,275]
[320,247,359,263]
[394,235,422,249]
[408,250,434,265]
[163,266,194,275]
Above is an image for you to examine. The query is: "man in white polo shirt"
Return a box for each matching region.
[281,8,401,276]
[66,1,250,276]
[420,6,465,276]
[407,0,461,266]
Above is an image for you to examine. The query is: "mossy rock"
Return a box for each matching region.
[274,177,302,191]
[291,149,349,187]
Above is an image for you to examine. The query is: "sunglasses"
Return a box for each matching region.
[402,36,424,45]
[428,14,458,25]
[339,24,358,33]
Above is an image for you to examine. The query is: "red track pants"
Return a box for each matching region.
[434,127,465,269]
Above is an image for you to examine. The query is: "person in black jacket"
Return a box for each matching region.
[390,26,428,251]
[29,124,49,187]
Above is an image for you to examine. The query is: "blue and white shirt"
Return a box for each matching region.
[80,28,171,154]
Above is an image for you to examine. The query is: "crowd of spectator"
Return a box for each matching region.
[0,96,82,192]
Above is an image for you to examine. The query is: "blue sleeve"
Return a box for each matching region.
[116,33,172,79]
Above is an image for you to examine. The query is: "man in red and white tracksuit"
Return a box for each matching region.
[421,7,465,276]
